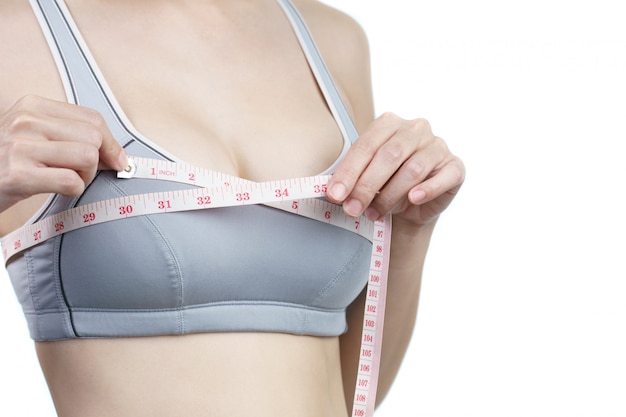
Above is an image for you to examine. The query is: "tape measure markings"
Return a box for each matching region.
[118,157,375,240]
[1,171,372,262]
[351,218,391,415]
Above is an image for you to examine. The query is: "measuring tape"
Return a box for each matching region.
[1,157,391,417]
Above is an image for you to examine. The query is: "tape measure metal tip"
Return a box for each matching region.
[117,158,137,179]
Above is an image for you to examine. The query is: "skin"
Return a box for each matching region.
[0,0,465,416]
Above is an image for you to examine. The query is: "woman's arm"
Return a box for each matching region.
[296,0,465,409]
[334,110,463,408]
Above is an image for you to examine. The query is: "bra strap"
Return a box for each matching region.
[29,0,135,147]
[276,0,360,145]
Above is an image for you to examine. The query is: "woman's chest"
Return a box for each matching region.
[3,1,346,181]
[66,1,347,181]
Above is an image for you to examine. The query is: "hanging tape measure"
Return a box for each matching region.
[1,156,392,417]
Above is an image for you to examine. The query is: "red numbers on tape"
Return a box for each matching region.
[158,200,172,210]
[236,192,250,202]
[83,212,96,223]
[350,217,392,417]
[197,196,212,206]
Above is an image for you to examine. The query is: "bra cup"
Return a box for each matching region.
[155,205,372,310]
[58,171,187,309]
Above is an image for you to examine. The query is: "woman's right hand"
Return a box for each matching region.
[0,95,128,213]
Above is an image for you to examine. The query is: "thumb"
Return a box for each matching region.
[98,133,128,171]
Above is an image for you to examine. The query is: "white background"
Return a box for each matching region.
[1,1,625,416]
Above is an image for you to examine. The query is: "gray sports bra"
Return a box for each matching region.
[4,0,371,341]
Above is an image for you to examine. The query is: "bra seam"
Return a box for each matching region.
[99,174,187,332]
[23,251,44,337]
[54,234,79,337]
[67,301,346,314]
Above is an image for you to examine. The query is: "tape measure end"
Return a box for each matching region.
[117,159,137,179]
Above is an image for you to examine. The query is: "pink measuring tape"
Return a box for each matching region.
[1,157,392,417]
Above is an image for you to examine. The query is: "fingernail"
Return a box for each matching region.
[365,207,380,221]
[344,199,363,217]
[410,189,427,203]
[329,183,347,201]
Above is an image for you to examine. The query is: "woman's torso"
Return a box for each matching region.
[0,0,367,415]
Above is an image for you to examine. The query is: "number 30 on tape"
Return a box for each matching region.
[1,156,392,417]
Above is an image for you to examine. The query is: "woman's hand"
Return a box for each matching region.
[327,112,464,228]
[0,95,128,213]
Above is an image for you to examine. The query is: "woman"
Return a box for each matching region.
[0,0,464,416]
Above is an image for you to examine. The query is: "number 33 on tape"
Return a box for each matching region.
[1,156,392,417]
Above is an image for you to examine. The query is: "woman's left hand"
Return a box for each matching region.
[327,112,465,228]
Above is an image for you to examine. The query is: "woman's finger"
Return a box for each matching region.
[363,142,446,220]
[330,115,439,218]
[8,96,127,171]
[25,139,100,187]
[327,113,403,204]
[407,156,465,206]
[13,166,85,198]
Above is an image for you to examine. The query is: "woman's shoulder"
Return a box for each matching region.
[291,0,370,54]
